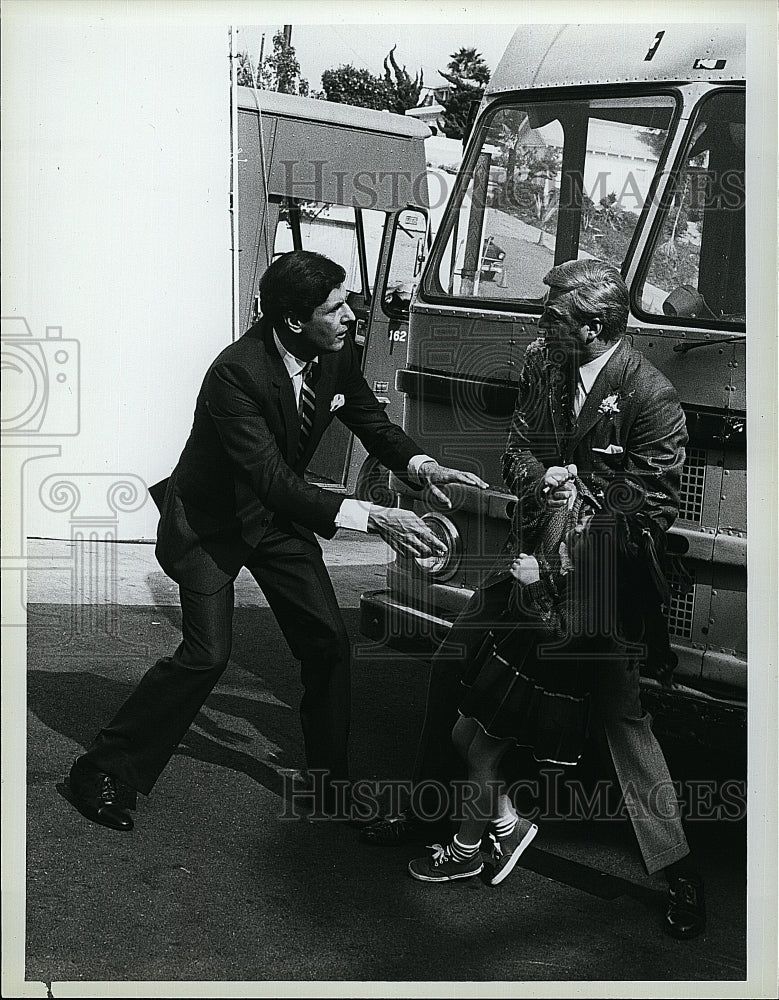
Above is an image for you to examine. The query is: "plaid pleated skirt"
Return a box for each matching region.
[459,616,594,766]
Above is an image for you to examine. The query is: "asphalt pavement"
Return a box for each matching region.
[14,537,752,995]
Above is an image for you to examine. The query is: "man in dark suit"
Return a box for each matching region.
[362,259,705,939]
[67,250,486,830]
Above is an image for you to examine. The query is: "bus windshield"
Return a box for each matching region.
[425,93,676,305]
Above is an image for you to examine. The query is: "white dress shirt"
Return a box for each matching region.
[273,333,433,532]
[574,339,622,418]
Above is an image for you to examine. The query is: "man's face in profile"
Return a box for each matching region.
[538,286,595,359]
[292,283,356,357]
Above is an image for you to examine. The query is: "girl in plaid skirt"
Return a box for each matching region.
[409,475,611,885]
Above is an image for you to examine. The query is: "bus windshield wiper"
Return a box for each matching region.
[673,336,743,353]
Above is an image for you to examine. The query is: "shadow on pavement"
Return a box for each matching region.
[24,603,747,983]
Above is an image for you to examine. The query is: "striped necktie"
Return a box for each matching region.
[296,361,317,462]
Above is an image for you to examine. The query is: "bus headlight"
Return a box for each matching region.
[414,514,462,581]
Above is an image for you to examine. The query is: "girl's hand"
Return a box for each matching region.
[510,553,540,585]
[543,464,578,508]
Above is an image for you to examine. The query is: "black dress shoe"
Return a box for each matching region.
[68,759,134,832]
[664,875,706,939]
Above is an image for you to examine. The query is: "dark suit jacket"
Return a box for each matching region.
[499,336,688,676]
[150,318,420,594]
[501,336,688,537]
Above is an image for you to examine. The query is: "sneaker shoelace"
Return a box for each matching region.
[488,831,504,861]
[427,843,450,867]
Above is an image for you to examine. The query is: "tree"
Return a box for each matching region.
[263,29,309,95]
[236,30,309,96]
[438,47,490,139]
[383,46,423,114]
[236,50,257,87]
[321,64,392,109]
[321,47,422,112]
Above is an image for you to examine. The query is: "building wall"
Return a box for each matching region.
[2,13,232,542]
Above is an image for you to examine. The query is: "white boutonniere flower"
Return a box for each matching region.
[597,393,621,417]
[330,394,345,412]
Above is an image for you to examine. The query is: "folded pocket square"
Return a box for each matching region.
[592,444,624,455]
[330,394,345,412]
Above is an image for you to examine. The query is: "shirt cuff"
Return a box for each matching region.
[408,454,436,482]
[335,498,373,533]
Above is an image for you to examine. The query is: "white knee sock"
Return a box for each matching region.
[492,794,518,839]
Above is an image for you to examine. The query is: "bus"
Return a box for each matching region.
[360,23,747,746]
[234,86,431,501]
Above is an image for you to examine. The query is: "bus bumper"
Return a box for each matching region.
[359,588,453,659]
[359,588,747,750]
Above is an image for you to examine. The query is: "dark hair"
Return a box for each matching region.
[259,251,346,326]
[543,259,629,342]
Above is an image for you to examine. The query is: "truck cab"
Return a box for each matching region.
[360,23,747,746]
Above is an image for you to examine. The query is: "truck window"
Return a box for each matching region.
[273,199,385,295]
[426,95,675,305]
[383,208,428,317]
[636,90,745,328]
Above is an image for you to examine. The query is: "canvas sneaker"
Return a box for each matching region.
[408,842,484,883]
[489,818,538,885]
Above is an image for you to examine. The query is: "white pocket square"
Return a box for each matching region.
[592,444,624,455]
[330,394,345,412]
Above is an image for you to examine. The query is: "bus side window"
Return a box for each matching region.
[636,91,745,327]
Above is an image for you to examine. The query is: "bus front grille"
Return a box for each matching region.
[678,447,706,524]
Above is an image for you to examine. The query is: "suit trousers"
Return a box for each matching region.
[412,578,689,875]
[83,525,351,796]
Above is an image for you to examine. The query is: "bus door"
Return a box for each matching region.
[627,85,746,707]
[353,206,429,503]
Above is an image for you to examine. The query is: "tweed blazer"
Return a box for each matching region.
[149,318,420,594]
[501,336,688,542]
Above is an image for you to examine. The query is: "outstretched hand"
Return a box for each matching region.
[367,506,448,558]
[418,461,488,509]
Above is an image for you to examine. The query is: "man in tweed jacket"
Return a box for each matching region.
[365,259,705,939]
